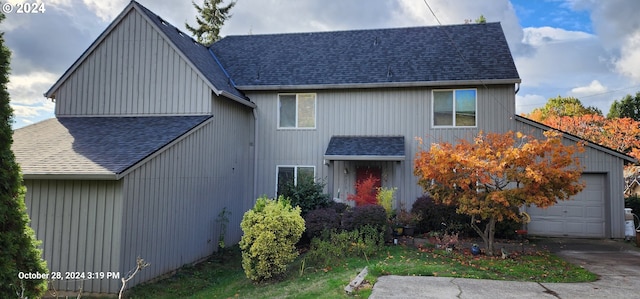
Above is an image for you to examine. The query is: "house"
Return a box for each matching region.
[12,2,256,294]
[11,0,634,295]
[624,166,640,197]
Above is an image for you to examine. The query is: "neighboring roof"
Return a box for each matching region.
[12,116,211,179]
[624,166,640,178]
[211,23,521,90]
[45,1,254,108]
[324,136,405,161]
[515,115,637,163]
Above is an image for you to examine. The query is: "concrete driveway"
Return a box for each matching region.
[369,238,640,299]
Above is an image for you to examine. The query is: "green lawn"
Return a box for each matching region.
[125,244,597,299]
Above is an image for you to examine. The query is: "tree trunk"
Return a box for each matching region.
[470,216,497,256]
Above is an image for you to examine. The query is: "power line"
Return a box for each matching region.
[423,0,442,25]
[578,84,640,99]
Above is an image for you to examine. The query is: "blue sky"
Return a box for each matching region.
[512,0,592,33]
[3,0,640,128]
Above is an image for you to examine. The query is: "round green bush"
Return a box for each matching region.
[239,196,305,282]
[278,175,330,215]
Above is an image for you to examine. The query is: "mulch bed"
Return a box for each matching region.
[397,235,541,256]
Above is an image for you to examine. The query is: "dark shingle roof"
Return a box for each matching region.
[12,116,211,177]
[211,23,520,88]
[324,136,405,161]
[134,2,248,101]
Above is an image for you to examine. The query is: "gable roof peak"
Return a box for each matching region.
[45,1,254,108]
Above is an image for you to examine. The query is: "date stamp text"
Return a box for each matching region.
[18,271,121,280]
[2,2,46,14]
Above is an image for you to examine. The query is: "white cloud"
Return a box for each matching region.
[516,93,547,115]
[8,71,57,126]
[570,80,608,96]
[572,0,640,83]
[10,102,55,118]
[82,0,128,21]
[521,26,594,46]
[8,71,59,105]
[614,31,640,83]
[515,26,608,88]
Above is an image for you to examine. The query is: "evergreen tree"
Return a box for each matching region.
[185,0,235,46]
[0,12,48,298]
[607,92,640,121]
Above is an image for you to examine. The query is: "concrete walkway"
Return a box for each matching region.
[369,238,640,299]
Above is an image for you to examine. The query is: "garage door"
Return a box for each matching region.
[527,174,606,237]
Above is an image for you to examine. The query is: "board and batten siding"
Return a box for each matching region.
[54,9,211,116]
[24,180,123,294]
[119,94,254,287]
[515,120,627,238]
[250,85,516,208]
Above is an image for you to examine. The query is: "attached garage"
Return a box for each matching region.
[527,174,606,237]
[516,116,635,239]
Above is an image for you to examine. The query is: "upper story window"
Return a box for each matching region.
[279,93,316,129]
[432,89,477,127]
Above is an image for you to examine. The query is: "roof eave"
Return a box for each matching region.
[220,91,256,108]
[236,78,521,91]
[23,173,119,181]
[324,155,405,161]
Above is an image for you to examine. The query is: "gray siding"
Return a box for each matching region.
[515,121,627,238]
[576,146,626,238]
[24,180,123,294]
[251,85,516,207]
[119,93,254,287]
[53,9,211,116]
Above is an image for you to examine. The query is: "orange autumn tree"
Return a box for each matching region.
[535,114,640,161]
[414,131,585,255]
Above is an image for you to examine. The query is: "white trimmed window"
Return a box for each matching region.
[278,93,316,129]
[276,166,315,195]
[432,89,477,127]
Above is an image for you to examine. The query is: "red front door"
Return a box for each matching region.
[352,167,382,205]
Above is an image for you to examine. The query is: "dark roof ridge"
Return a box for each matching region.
[219,22,500,39]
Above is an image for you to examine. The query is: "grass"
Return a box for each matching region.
[125,244,597,299]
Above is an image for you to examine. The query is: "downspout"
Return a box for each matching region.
[252,109,259,202]
[515,82,520,94]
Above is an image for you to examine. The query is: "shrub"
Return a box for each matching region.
[304,207,341,239]
[347,176,379,206]
[305,225,384,267]
[376,187,396,219]
[278,174,330,215]
[327,201,349,214]
[494,218,521,239]
[411,195,471,236]
[239,195,305,282]
[342,204,387,232]
[626,195,640,216]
